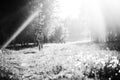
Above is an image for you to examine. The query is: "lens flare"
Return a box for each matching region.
[1,10,40,49]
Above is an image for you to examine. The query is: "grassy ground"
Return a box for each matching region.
[0,42,120,80]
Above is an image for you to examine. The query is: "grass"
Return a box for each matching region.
[0,42,120,80]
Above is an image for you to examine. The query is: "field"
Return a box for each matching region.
[0,42,120,80]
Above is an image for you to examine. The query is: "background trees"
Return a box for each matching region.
[9,0,69,47]
[30,0,69,44]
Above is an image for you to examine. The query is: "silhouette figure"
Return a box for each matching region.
[35,30,44,50]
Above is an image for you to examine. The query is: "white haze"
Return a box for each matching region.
[1,0,120,49]
[59,0,120,42]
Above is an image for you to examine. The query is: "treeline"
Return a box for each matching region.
[9,0,69,47]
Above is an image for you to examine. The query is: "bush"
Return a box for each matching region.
[48,26,68,43]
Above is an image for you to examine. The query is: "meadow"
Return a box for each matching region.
[0,42,120,80]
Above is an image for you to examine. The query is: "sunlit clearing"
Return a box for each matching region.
[56,0,81,19]
[1,10,40,49]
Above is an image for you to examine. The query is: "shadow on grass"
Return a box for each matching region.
[91,41,120,51]
[106,41,120,51]
[6,44,37,50]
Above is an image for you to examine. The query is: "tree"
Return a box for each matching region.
[48,21,69,43]
[31,0,69,45]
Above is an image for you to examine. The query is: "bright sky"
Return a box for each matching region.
[56,0,120,42]
[56,0,82,19]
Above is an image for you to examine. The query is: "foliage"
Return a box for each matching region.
[31,0,69,44]
[48,22,69,43]
[1,43,120,80]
